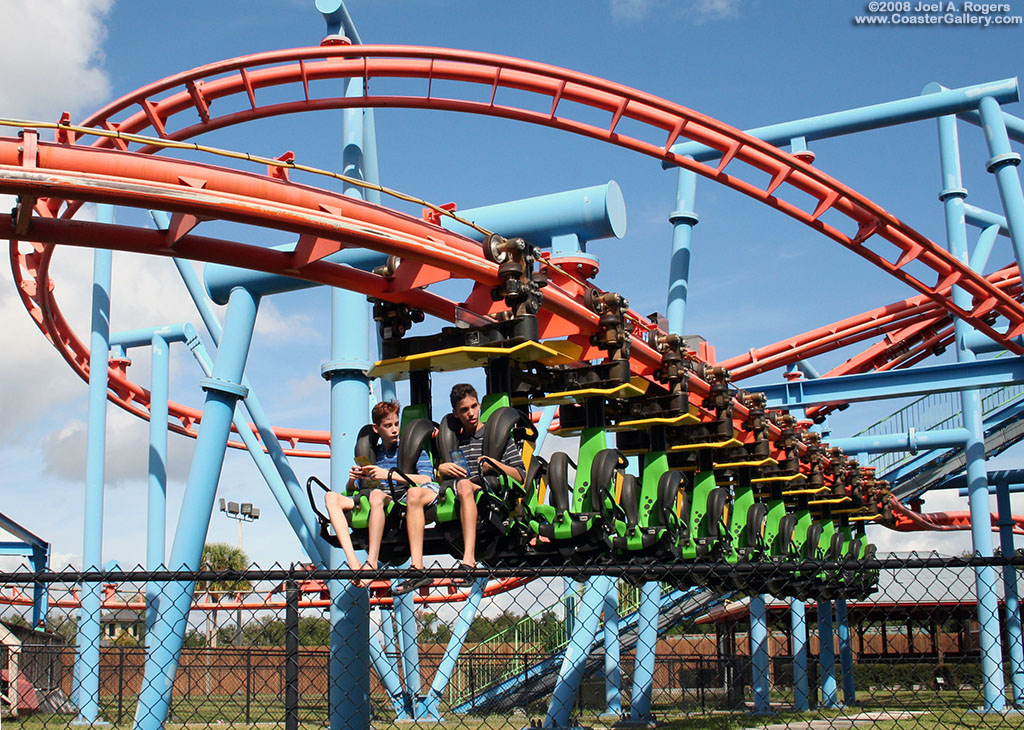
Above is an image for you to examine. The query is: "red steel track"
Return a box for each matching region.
[5,44,1022,457]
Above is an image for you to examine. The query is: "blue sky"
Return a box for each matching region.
[1,0,1022,570]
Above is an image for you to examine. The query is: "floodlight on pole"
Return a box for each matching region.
[219,499,260,551]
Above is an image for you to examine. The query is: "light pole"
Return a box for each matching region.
[219,499,259,646]
[218,499,260,551]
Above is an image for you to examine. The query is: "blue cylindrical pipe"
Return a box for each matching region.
[937,110,1007,711]
[396,589,421,718]
[818,601,838,709]
[545,576,612,729]
[791,600,809,712]
[421,579,487,719]
[75,228,113,723]
[602,583,622,717]
[996,483,1024,707]
[326,74,375,730]
[826,428,969,454]
[666,79,1019,164]
[440,182,626,247]
[162,251,325,561]
[629,582,661,721]
[834,599,856,706]
[667,166,698,335]
[979,96,1024,276]
[970,224,1003,274]
[145,332,170,638]
[134,286,260,730]
[750,595,771,714]
[148,333,169,573]
[202,182,626,304]
[962,324,1024,355]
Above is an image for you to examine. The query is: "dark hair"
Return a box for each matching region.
[371,400,400,425]
[449,383,478,409]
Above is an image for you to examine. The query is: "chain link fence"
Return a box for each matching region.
[0,555,1022,729]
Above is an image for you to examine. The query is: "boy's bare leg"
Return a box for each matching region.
[324,492,362,571]
[456,479,479,567]
[365,490,390,571]
[405,487,435,569]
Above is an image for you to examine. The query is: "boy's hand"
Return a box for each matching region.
[438,462,467,479]
[478,456,499,474]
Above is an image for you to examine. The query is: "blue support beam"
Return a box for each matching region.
[791,600,810,712]
[667,167,698,335]
[74,214,112,725]
[664,79,1018,165]
[545,576,612,730]
[818,601,838,709]
[834,599,856,706]
[937,107,1007,711]
[629,582,661,722]
[421,579,487,719]
[750,595,771,714]
[202,182,625,305]
[826,428,969,454]
[758,356,1024,409]
[134,286,260,730]
[601,582,622,719]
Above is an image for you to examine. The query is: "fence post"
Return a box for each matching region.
[286,578,299,730]
[117,645,124,724]
[246,646,252,723]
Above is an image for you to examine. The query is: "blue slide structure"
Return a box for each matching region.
[450,586,724,715]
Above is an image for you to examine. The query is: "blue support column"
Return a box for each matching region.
[366,610,406,716]
[666,166,697,335]
[996,482,1024,707]
[834,599,856,706]
[395,589,421,718]
[421,579,487,719]
[601,582,622,719]
[133,286,259,730]
[545,576,612,730]
[147,333,169,635]
[74,220,112,724]
[323,69,377,730]
[791,600,809,712]
[817,601,838,709]
[165,253,324,561]
[978,96,1024,273]
[30,543,49,630]
[937,108,1008,711]
[750,595,771,714]
[629,582,661,722]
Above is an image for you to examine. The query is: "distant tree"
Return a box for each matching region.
[183,629,205,648]
[5,614,30,629]
[299,616,330,646]
[418,612,452,643]
[195,542,251,648]
[47,612,77,644]
[244,615,287,646]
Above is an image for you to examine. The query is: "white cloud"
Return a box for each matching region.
[254,298,323,341]
[0,0,114,121]
[41,409,196,487]
[611,0,656,21]
[610,0,741,23]
[691,0,741,22]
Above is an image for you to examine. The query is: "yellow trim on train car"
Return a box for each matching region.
[668,437,743,452]
[781,485,830,496]
[527,376,650,406]
[369,340,563,377]
[751,472,807,484]
[714,456,779,470]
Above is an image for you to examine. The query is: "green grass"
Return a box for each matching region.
[5,690,1023,730]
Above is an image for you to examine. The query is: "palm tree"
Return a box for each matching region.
[196,542,250,648]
